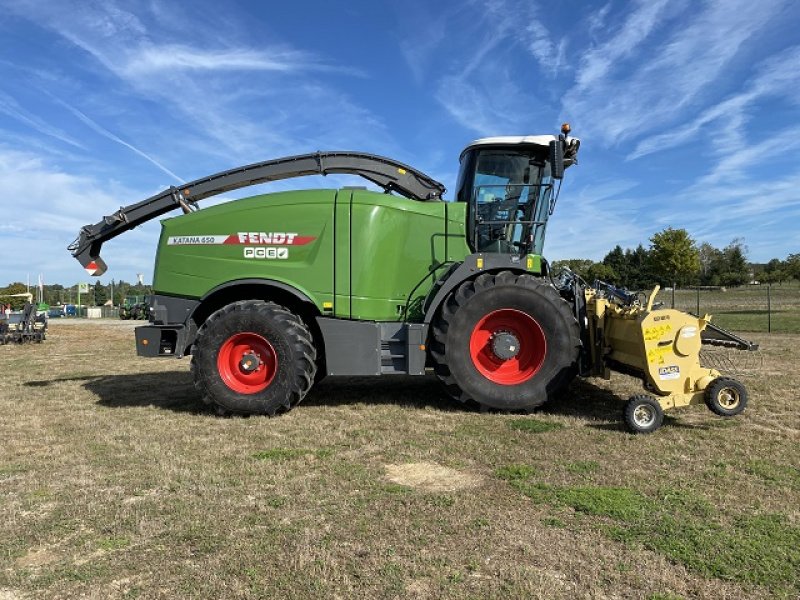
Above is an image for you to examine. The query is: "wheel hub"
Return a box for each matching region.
[718,387,740,409]
[469,309,547,385]
[633,404,656,427]
[239,352,261,373]
[217,332,277,394]
[491,331,520,360]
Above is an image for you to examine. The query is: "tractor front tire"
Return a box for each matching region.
[191,300,316,416]
[431,271,580,412]
[705,377,748,417]
[624,395,664,434]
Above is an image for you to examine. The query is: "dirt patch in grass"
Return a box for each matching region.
[15,547,59,568]
[384,462,480,492]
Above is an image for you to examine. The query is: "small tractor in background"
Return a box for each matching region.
[0,293,47,345]
[70,125,756,432]
[120,295,150,320]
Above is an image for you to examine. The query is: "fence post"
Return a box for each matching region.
[767,283,771,333]
[696,286,700,316]
[672,282,676,309]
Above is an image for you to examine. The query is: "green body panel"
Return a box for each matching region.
[152,188,544,323]
[333,192,352,317]
[153,190,337,307]
[446,202,472,262]
[349,190,448,321]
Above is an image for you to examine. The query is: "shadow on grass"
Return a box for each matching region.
[540,378,720,432]
[24,372,467,415]
[304,375,469,411]
[25,371,209,414]
[24,371,678,430]
[540,378,622,422]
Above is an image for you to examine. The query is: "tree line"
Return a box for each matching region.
[0,280,152,310]
[552,227,800,290]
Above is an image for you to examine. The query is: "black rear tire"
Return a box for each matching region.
[430,271,580,411]
[191,300,316,416]
[705,377,747,417]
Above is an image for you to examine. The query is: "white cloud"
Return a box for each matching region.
[522,16,567,77]
[563,0,789,144]
[631,45,800,159]
[54,98,184,183]
[122,44,361,78]
[546,178,648,261]
[428,0,565,134]
[574,0,674,90]
[0,147,160,284]
[0,91,86,150]
[1,0,388,169]
[435,75,527,136]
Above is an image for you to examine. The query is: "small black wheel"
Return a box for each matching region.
[191,300,316,416]
[624,395,664,434]
[705,378,747,417]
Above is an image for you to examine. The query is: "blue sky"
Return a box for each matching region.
[1,0,799,286]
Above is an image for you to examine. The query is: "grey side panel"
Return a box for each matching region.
[380,322,406,374]
[317,317,381,376]
[135,325,186,358]
[406,323,428,375]
[150,295,200,326]
[317,318,429,376]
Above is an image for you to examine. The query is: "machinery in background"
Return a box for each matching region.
[0,293,47,345]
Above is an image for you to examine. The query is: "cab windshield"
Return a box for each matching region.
[456,146,554,255]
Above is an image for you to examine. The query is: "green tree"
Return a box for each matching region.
[649,227,700,286]
[94,281,108,305]
[44,284,64,306]
[719,239,749,286]
[761,258,785,284]
[586,262,618,284]
[0,282,30,309]
[626,244,655,290]
[602,245,628,286]
[698,242,722,285]
[550,259,594,281]
[786,254,800,282]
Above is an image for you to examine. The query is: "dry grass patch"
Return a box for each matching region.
[1,320,798,598]
[384,462,480,492]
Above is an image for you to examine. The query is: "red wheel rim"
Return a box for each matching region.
[217,332,277,394]
[469,309,546,385]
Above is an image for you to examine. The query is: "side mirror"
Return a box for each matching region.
[549,140,564,180]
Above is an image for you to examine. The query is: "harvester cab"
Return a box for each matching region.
[69,124,755,433]
[456,123,579,257]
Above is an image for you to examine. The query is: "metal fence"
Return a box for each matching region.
[654,284,800,334]
[57,306,120,319]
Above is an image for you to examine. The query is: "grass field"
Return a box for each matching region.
[654,284,800,333]
[1,320,799,599]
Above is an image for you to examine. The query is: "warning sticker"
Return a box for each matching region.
[658,365,680,380]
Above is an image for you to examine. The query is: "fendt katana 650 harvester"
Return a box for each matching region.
[70,125,756,433]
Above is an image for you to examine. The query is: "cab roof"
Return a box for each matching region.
[460,135,567,159]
